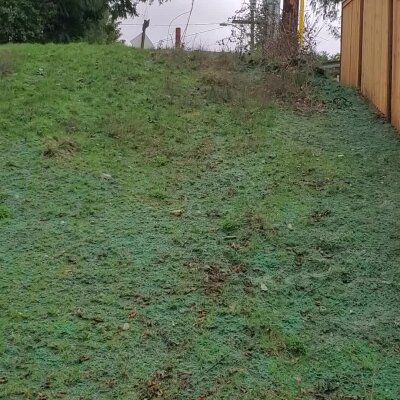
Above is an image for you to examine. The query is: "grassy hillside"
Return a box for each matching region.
[0,44,399,400]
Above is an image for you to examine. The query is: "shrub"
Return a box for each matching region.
[0,206,10,220]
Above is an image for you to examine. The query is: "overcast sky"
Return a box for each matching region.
[120,0,340,54]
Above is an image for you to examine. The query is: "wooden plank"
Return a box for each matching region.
[340,0,362,86]
[361,0,391,116]
[343,0,355,8]
[358,0,364,87]
[340,2,351,83]
[392,0,400,130]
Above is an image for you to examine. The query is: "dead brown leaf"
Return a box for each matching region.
[128,309,138,319]
[311,210,331,222]
[230,240,250,251]
[141,371,170,399]
[204,265,225,296]
[104,378,116,388]
[231,263,247,274]
[170,209,184,217]
[197,308,207,327]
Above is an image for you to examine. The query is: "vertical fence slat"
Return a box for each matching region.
[361,0,392,116]
[392,0,400,129]
[341,0,362,86]
[341,0,398,131]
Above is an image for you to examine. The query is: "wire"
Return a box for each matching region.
[185,26,225,39]
[188,27,225,49]
[167,11,191,47]
[158,26,226,46]
[143,0,150,20]
[182,0,195,42]
[120,22,222,27]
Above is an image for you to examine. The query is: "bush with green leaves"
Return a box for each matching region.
[0,0,166,44]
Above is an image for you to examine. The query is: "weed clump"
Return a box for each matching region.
[222,215,241,232]
[0,205,10,220]
[43,138,80,159]
[0,51,16,76]
[199,69,236,103]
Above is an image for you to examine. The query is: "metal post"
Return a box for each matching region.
[299,0,305,46]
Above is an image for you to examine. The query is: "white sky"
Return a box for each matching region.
[120,0,340,54]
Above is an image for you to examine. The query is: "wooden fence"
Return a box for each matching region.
[341,0,400,130]
[393,0,400,129]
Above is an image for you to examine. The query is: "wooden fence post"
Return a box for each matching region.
[391,0,400,129]
[141,19,150,49]
[175,27,182,49]
[387,0,394,120]
[358,0,364,88]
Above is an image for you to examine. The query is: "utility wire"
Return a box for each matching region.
[166,11,190,47]
[120,22,222,27]
[185,26,225,39]
[186,26,227,49]
[182,0,195,42]
[143,0,150,20]
[158,26,226,46]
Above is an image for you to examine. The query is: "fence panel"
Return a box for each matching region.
[341,0,362,86]
[392,0,400,129]
[361,0,392,116]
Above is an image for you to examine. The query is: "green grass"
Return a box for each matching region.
[0,44,399,400]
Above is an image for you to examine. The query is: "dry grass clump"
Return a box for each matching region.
[0,51,16,76]
[43,138,81,159]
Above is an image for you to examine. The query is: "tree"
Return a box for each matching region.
[310,0,341,38]
[220,0,341,53]
[310,0,341,21]
[0,0,167,44]
[0,1,55,43]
